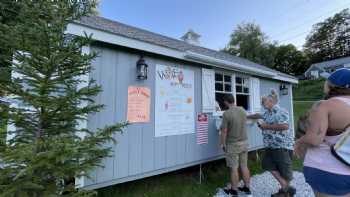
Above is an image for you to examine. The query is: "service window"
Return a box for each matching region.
[215,72,233,111]
[235,76,250,110]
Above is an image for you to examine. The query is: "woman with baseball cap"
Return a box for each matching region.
[295,68,350,197]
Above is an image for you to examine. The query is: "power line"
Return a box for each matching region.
[278,30,311,43]
[269,0,310,21]
[265,0,329,30]
[270,2,350,40]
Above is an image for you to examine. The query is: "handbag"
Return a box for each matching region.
[330,126,350,167]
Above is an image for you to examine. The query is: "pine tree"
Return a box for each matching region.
[0,1,127,196]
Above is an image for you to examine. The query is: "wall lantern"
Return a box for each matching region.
[136,56,148,80]
[280,84,288,95]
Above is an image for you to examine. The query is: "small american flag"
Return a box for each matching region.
[197,113,209,145]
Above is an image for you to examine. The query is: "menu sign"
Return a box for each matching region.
[127,86,151,123]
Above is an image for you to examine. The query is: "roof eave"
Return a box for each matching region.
[67,22,298,84]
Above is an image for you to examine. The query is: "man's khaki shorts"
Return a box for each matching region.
[225,142,248,168]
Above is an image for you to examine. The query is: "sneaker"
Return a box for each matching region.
[223,188,238,197]
[271,189,288,197]
[271,186,296,197]
[286,186,296,196]
[238,186,252,196]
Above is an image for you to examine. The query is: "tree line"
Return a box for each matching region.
[224,9,350,76]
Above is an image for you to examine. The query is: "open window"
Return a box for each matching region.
[215,73,252,111]
[203,69,259,114]
[215,72,233,111]
[235,76,250,111]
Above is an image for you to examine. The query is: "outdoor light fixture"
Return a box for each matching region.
[280,84,288,95]
[136,56,148,80]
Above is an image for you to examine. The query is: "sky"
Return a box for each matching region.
[98,0,350,50]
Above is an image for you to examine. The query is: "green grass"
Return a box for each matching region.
[293,101,314,129]
[97,157,259,197]
[96,101,310,197]
[97,154,303,197]
[293,79,325,101]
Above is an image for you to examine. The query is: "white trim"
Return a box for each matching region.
[289,84,295,137]
[250,77,261,113]
[231,73,237,104]
[66,23,298,84]
[202,68,216,113]
[75,45,91,189]
[185,51,276,77]
[273,75,298,84]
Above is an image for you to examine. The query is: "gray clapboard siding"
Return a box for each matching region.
[83,44,293,189]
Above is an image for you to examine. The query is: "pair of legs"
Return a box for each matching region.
[263,149,293,190]
[225,148,251,190]
[270,170,290,190]
[229,165,251,190]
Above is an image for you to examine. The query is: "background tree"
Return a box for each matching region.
[0,0,21,96]
[224,22,309,76]
[225,23,276,68]
[274,44,309,76]
[304,9,350,63]
[0,1,126,196]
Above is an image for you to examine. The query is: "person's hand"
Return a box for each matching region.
[294,139,306,159]
[258,123,269,130]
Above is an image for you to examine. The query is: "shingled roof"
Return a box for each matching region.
[311,56,350,70]
[75,16,296,81]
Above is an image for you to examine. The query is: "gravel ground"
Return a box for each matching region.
[214,171,314,197]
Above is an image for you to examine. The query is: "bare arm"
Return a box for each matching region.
[220,128,227,146]
[247,113,263,119]
[298,101,328,146]
[260,123,289,131]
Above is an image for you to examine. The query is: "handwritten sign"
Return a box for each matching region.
[127,86,151,123]
[155,65,195,137]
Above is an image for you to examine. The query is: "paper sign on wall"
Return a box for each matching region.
[197,113,209,145]
[155,64,195,137]
[127,86,151,123]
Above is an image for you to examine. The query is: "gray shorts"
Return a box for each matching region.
[262,148,293,181]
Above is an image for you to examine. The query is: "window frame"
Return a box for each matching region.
[214,71,251,112]
[235,74,251,111]
[235,75,251,96]
[215,72,233,94]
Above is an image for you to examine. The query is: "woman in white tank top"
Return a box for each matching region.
[295,68,350,197]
